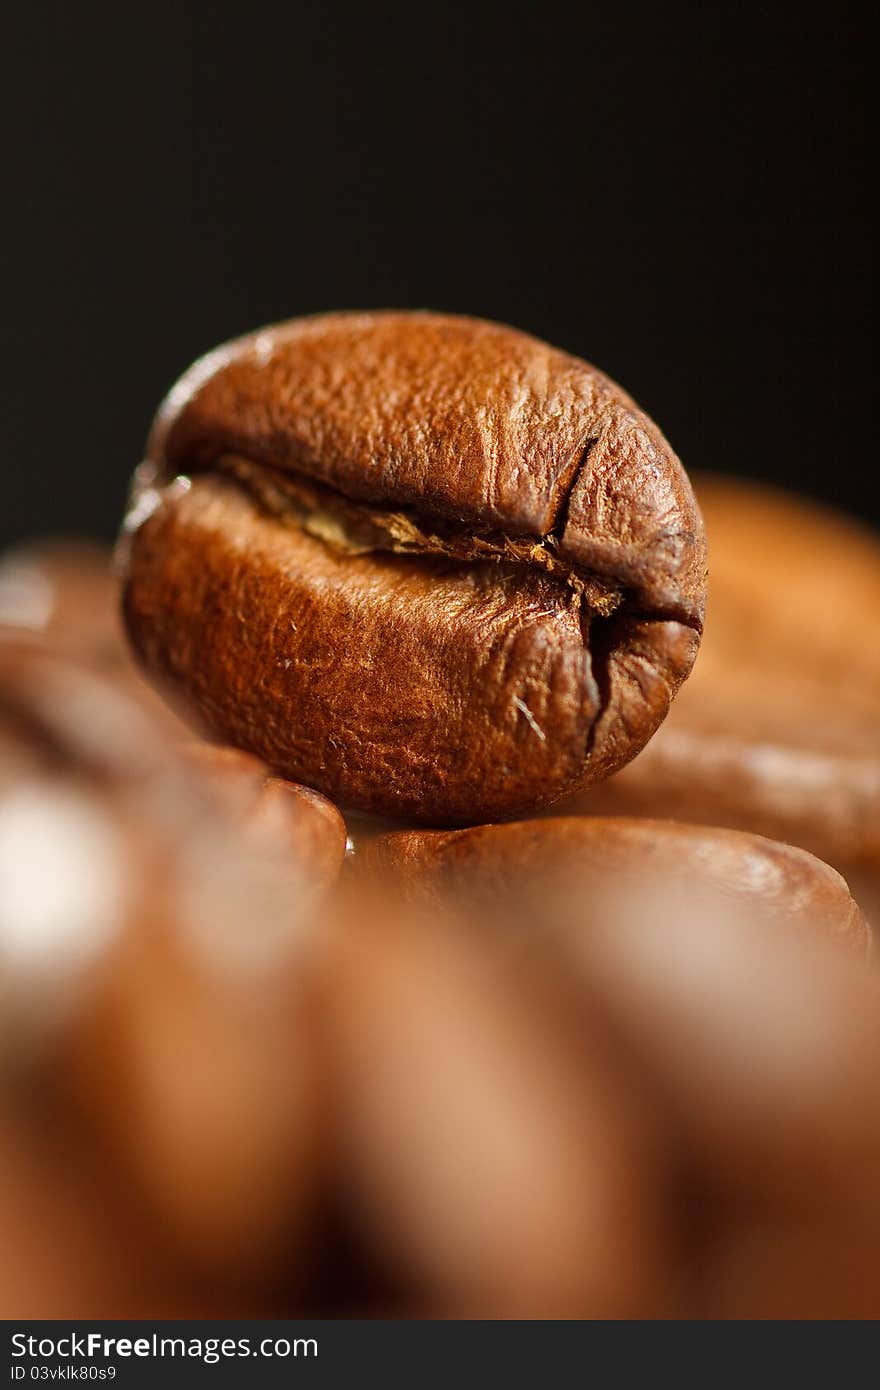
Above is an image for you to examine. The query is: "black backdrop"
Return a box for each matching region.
[4,3,873,549]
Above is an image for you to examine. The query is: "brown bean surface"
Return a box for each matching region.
[312,880,880,1317]
[359,815,870,952]
[313,893,678,1318]
[121,312,706,822]
[561,476,880,911]
[0,540,124,668]
[0,634,331,1284]
[181,742,347,890]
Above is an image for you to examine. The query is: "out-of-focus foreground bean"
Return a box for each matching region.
[345,821,879,1315]
[0,632,343,1313]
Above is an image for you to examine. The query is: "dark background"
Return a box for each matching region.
[4,3,873,550]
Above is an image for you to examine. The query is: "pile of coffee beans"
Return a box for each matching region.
[1,313,877,1317]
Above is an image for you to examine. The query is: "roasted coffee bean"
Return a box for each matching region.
[578,902,880,1225]
[701,1220,880,1319]
[0,539,196,733]
[561,476,880,910]
[684,474,880,696]
[577,897,880,1316]
[120,312,706,823]
[0,540,123,669]
[0,1105,172,1318]
[314,889,677,1318]
[0,1100,282,1318]
[0,634,328,1280]
[359,816,870,952]
[181,742,347,890]
[316,879,880,1318]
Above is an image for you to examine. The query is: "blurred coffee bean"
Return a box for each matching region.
[62,877,322,1283]
[359,816,870,952]
[580,905,880,1316]
[577,903,880,1223]
[317,878,880,1317]
[701,1218,880,1319]
[357,814,879,1315]
[0,540,123,669]
[687,475,880,695]
[0,1093,283,1317]
[313,890,678,1318]
[0,1102,166,1318]
[0,539,199,734]
[560,477,880,915]
[0,633,330,1283]
[182,742,346,891]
